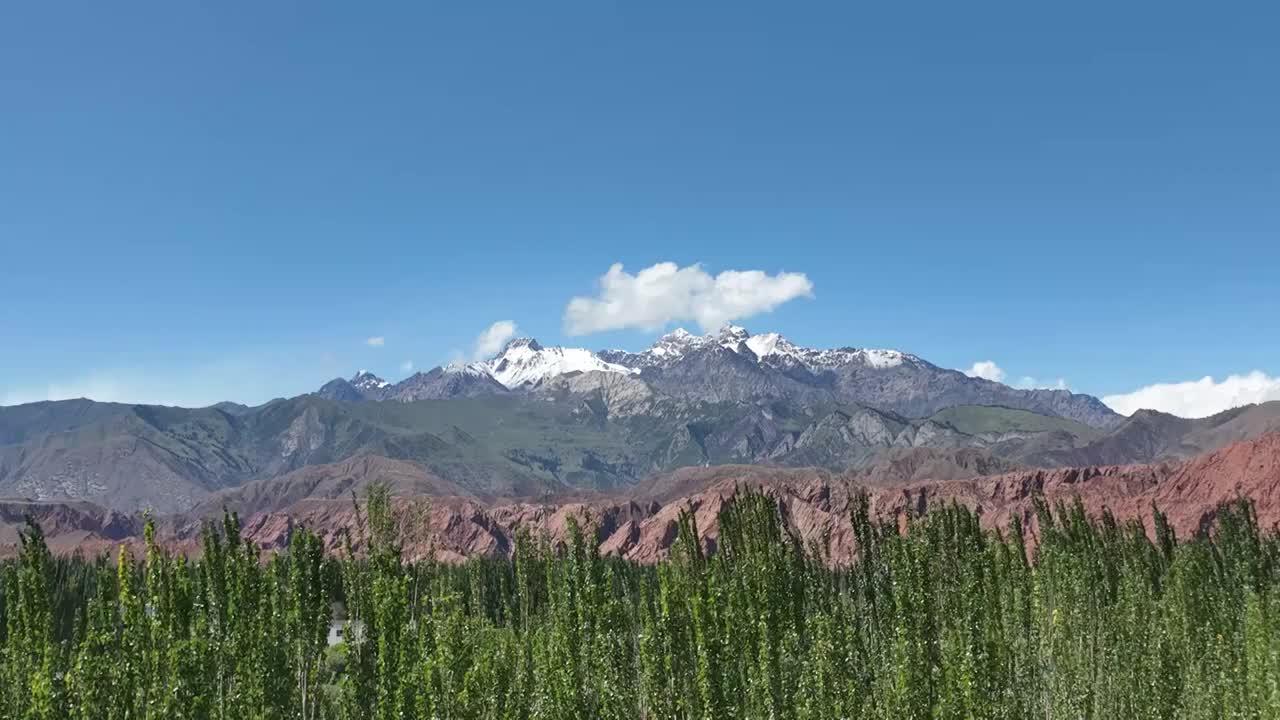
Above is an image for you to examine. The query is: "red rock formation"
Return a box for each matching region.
[4,434,1278,564]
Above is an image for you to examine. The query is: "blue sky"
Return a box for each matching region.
[2,1,1277,415]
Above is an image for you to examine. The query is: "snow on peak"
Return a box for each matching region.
[656,328,697,346]
[442,362,493,379]
[337,328,918,399]
[778,346,914,370]
[857,349,907,369]
[351,371,390,390]
[626,325,919,372]
[744,332,794,359]
[483,340,637,389]
[712,324,751,352]
[499,337,544,355]
[648,327,708,357]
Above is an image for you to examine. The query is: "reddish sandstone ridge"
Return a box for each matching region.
[3,434,1278,563]
[0,500,143,556]
[217,432,1280,563]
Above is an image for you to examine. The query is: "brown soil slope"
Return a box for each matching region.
[3,434,1278,563]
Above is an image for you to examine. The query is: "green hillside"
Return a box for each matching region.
[928,405,1102,440]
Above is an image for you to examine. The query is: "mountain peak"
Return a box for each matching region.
[744,331,794,359]
[350,371,390,391]
[647,328,705,358]
[717,324,750,341]
[315,377,366,402]
[310,326,1118,429]
[485,339,635,389]
[442,361,492,378]
[658,328,695,342]
[501,337,544,354]
[715,324,751,351]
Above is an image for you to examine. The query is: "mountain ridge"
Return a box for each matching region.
[7,328,1276,517]
[2,390,1276,514]
[5,432,1279,563]
[316,325,1123,429]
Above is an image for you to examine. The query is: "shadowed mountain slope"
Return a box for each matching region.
[4,433,1277,565]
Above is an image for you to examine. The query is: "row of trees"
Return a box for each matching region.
[2,486,1279,719]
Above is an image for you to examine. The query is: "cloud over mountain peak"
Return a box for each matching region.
[563,262,814,335]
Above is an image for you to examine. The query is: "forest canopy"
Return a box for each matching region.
[2,485,1278,719]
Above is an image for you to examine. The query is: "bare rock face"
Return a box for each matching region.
[319,325,1125,428]
[210,433,1280,563]
[5,434,1277,564]
[383,367,511,401]
[533,371,659,417]
[0,500,143,555]
[8,360,1278,516]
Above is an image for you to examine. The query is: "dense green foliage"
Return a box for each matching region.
[2,487,1279,719]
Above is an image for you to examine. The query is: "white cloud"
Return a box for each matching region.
[400,360,414,374]
[962,361,1066,390]
[1016,376,1069,391]
[474,321,519,359]
[563,262,814,335]
[365,336,386,347]
[965,361,1006,383]
[1103,371,1280,418]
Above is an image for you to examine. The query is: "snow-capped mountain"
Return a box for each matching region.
[351,371,390,392]
[387,364,510,400]
[318,338,638,402]
[599,325,756,369]
[313,325,1121,428]
[600,325,1117,427]
[482,338,637,390]
[314,371,392,402]
[441,361,496,380]
[744,331,914,370]
[599,325,921,374]
[413,337,638,393]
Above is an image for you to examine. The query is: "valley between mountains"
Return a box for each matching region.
[2,326,1278,558]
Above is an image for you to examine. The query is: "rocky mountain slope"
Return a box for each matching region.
[6,327,1277,516]
[317,326,1123,429]
[5,433,1278,563]
[202,431,1280,562]
[3,383,1277,514]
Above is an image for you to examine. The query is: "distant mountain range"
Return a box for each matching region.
[3,326,1277,515]
[317,325,1122,428]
